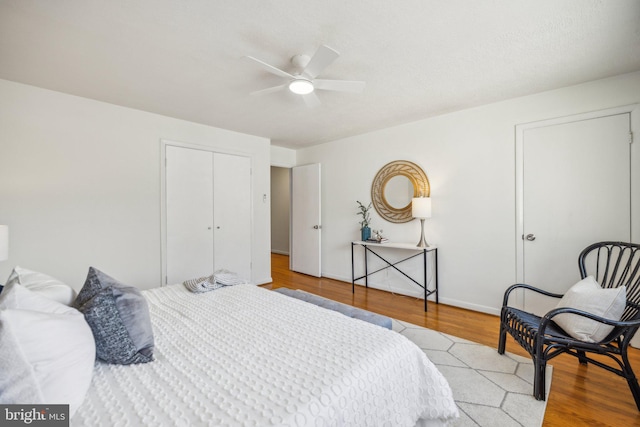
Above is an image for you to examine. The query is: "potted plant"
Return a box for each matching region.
[356,201,372,241]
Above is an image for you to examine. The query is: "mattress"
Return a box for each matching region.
[72,284,458,426]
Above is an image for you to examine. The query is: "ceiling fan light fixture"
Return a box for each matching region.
[288,78,314,95]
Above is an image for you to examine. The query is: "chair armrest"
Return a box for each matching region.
[539,307,640,342]
[502,283,564,308]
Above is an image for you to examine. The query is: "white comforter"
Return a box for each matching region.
[72,284,458,426]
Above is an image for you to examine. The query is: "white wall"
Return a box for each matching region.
[0,79,271,290]
[297,71,640,315]
[270,145,296,168]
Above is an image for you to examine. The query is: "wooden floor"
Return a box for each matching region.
[265,253,640,427]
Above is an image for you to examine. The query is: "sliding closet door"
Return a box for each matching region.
[213,153,252,281]
[166,146,214,284]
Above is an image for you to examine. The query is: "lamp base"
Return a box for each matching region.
[416,218,429,248]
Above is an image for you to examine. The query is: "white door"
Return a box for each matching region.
[517,112,631,314]
[166,146,214,284]
[291,163,321,277]
[213,153,252,281]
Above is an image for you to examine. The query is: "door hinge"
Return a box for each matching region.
[630,132,634,144]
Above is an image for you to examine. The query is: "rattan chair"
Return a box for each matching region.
[498,241,640,409]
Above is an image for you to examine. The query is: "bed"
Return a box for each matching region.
[0,266,457,426]
[70,283,458,426]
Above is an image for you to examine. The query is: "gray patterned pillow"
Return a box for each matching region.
[73,267,154,365]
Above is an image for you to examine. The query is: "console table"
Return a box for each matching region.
[351,241,438,311]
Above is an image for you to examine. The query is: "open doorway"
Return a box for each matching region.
[270,166,290,255]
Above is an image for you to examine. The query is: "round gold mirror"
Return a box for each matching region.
[371,160,430,223]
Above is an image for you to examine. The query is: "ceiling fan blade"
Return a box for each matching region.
[314,79,366,93]
[243,56,295,79]
[303,45,339,79]
[250,84,287,96]
[302,91,321,108]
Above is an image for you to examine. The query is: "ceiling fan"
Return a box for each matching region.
[243,45,365,107]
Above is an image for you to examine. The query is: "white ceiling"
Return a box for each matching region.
[1,1,639,149]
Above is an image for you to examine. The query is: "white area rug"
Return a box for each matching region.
[393,319,553,427]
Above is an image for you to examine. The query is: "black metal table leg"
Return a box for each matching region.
[434,248,439,304]
[364,246,368,288]
[351,242,355,293]
[423,248,427,311]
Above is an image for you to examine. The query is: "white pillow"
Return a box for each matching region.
[554,275,626,343]
[6,266,77,305]
[0,281,95,417]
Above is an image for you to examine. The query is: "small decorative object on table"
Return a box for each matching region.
[356,200,372,241]
[368,229,388,243]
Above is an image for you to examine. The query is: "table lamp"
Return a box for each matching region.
[412,198,431,248]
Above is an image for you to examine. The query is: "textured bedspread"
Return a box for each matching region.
[72,284,458,426]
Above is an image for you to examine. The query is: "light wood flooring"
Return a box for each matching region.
[264,253,640,427]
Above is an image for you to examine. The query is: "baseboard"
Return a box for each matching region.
[438,297,500,316]
[254,276,273,285]
[322,272,427,298]
[320,272,351,283]
[271,250,290,256]
[320,272,499,316]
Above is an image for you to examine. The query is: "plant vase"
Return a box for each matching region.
[361,226,371,241]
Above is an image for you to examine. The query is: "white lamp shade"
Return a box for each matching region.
[412,197,432,219]
[0,225,8,261]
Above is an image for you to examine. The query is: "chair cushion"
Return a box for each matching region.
[274,288,392,329]
[554,276,626,343]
